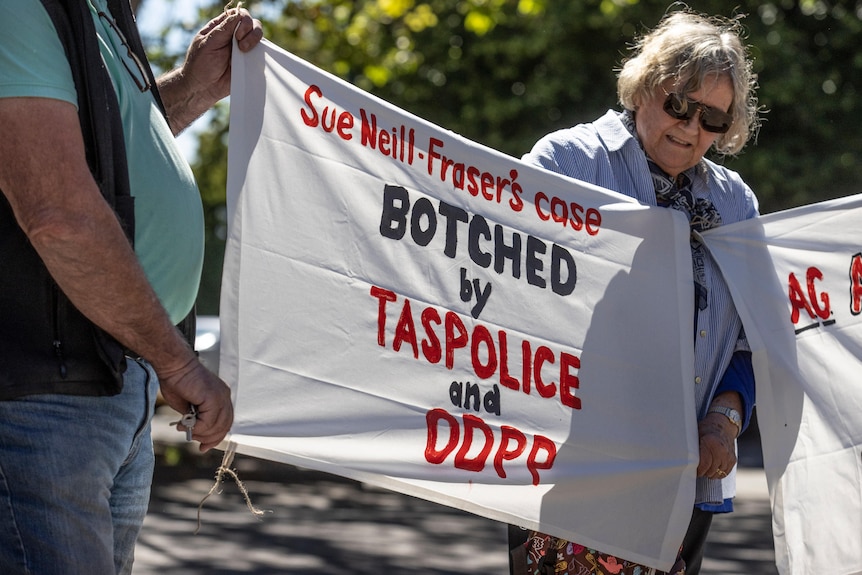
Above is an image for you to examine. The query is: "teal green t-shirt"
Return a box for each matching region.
[0,0,205,324]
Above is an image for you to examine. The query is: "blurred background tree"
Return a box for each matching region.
[140,0,862,314]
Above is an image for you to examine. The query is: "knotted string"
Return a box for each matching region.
[195,441,269,534]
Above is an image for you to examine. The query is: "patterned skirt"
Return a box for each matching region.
[523,532,686,575]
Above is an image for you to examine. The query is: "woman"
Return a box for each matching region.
[513,8,761,575]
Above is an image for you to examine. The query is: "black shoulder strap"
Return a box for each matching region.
[104,0,198,349]
[40,0,197,349]
[39,0,138,244]
[106,0,168,117]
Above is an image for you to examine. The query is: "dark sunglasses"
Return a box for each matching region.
[663,92,733,134]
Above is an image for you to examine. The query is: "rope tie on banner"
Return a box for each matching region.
[195,441,269,534]
[223,0,245,47]
[223,0,243,13]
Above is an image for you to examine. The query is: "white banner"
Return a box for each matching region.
[222,40,698,570]
[703,196,862,575]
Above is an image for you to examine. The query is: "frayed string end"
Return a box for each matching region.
[223,0,243,13]
[195,441,269,535]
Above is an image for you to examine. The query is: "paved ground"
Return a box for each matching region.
[134,411,778,574]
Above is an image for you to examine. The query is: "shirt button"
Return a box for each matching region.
[699,330,707,338]
[695,376,702,384]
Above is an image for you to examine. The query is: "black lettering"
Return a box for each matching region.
[463,381,481,412]
[410,197,437,246]
[380,185,409,240]
[494,225,521,278]
[438,201,468,258]
[526,235,547,289]
[469,215,492,269]
[551,244,577,296]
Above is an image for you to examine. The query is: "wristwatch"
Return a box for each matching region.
[707,405,742,437]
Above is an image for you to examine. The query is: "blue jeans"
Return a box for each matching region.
[0,358,158,575]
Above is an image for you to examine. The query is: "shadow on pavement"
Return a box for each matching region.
[136,445,508,574]
[134,409,775,574]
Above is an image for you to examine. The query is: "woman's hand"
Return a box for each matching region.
[696,415,738,479]
[696,392,742,479]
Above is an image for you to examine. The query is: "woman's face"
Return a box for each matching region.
[635,75,734,179]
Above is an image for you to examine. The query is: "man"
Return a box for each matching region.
[0,2,262,573]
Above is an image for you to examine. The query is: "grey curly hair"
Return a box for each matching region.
[617,9,760,155]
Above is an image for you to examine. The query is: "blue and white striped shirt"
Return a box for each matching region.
[522,110,759,506]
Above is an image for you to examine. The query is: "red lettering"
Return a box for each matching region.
[534,345,556,399]
[550,195,567,225]
[370,286,397,346]
[471,325,497,379]
[535,192,551,222]
[451,163,465,189]
[789,268,831,323]
[378,128,391,155]
[337,112,355,139]
[495,174,510,203]
[392,299,418,358]
[494,426,528,479]
[420,307,442,363]
[509,169,524,213]
[585,208,602,235]
[481,172,495,201]
[851,253,862,315]
[361,109,379,149]
[372,288,582,410]
[320,106,337,132]
[439,155,455,181]
[498,330,521,391]
[425,409,557,485]
[466,166,481,196]
[806,267,830,320]
[301,85,354,140]
[535,191,602,236]
[455,414,495,472]
[427,137,444,176]
[527,435,557,486]
[425,409,459,464]
[788,273,812,324]
[445,311,468,369]
[521,339,532,395]
[300,85,323,127]
[568,201,584,231]
[560,352,582,409]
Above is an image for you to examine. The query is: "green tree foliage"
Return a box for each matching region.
[142,0,862,312]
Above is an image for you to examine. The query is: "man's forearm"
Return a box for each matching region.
[157,67,218,136]
[27,187,196,375]
[155,8,262,136]
[0,97,196,376]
